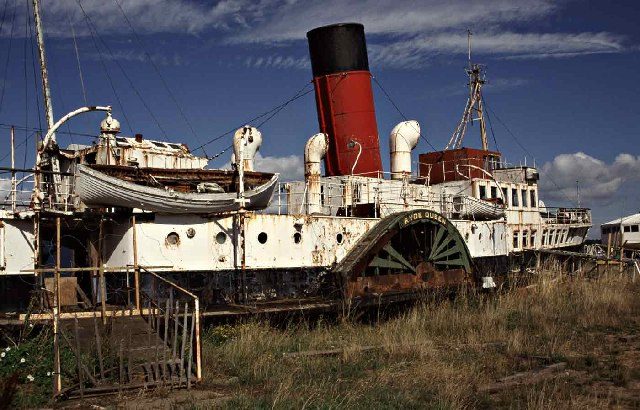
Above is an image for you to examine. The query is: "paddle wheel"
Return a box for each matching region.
[333,210,474,298]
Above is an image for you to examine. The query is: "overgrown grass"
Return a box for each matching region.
[198,274,640,409]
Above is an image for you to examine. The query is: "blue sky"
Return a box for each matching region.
[0,0,638,232]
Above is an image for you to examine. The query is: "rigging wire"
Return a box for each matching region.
[482,100,574,204]
[0,0,17,115]
[0,123,94,137]
[68,11,88,106]
[26,1,42,132]
[22,0,29,175]
[39,4,76,147]
[371,75,439,152]
[481,95,499,152]
[74,0,133,133]
[75,0,169,139]
[192,81,314,154]
[0,131,36,166]
[112,0,205,154]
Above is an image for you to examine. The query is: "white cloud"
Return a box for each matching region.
[368,31,625,69]
[86,49,185,66]
[222,152,304,181]
[244,55,309,70]
[254,152,304,181]
[224,0,557,44]
[539,152,640,204]
[0,0,629,72]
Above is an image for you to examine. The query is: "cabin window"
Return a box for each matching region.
[479,185,487,199]
[336,233,344,244]
[522,231,529,248]
[166,232,180,246]
[632,225,639,233]
[531,230,537,247]
[501,187,508,205]
[513,231,519,249]
[549,230,555,245]
[258,232,268,244]
[530,190,537,208]
[624,225,631,233]
[216,232,227,244]
[293,232,302,244]
[511,189,519,207]
[521,189,528,207]
[542,230,547,246]
[490,186,497,199]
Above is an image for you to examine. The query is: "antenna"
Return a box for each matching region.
[467,29,472,70]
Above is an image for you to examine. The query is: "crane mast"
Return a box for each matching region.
[445,30,488,151]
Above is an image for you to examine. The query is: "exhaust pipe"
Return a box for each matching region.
[304,133,328,214]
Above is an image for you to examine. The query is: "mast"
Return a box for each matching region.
[445,30,488,151]
[32,0,61,203]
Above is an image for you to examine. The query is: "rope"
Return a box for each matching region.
[371,75,438,152]
[482,95,499,152]
[113,0,205,154]
[0,123,94,137]
[482,100,574,204]
[75,0,133,133]
[26,1,42,132]
[0,0,17,115]
[75,0,169,139]
[192,81,313,154]
[69,11,88,106]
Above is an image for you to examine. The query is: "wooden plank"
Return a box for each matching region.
[74,315,84,398]
[179,303,189,380]
[75,282,93,308]
[92,311,105,379]
[479,362,567,393]
[118,340,124,393]
[163,299,170,382]
[186,310,195,390]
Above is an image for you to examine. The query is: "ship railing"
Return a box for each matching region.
[267,174,458,219]
[0,171,80,214]
[138,267,202,385]
[413,158,534,184]
[0,175,35,212]
[540,207,591,225]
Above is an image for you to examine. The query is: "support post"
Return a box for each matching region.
[10,126,16,212]
[132,215,140,311]
[53,217,61,395]
[194,298,201,381]
[98,219,107,324]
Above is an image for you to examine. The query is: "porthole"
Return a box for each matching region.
[336,233,344,244]
[186,228,196,238]
[293,232,302,244]
[258,232,268,244]
[166,232,180,246]
[215,232,227,244]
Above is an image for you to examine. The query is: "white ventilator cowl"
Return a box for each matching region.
[233,125,262,171]
[389,120,420,180]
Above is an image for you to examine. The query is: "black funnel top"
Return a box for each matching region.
[307,23,369,77]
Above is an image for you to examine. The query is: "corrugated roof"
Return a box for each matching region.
[602,213,640,226]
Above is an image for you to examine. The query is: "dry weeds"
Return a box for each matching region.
[121,273,640,409]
